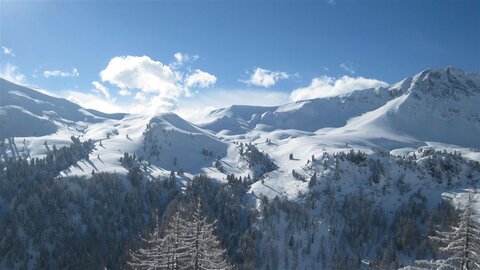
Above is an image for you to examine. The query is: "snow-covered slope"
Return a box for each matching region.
[321,67,480,149]
[199,87,400,134]
[55,112,229,178]
[1,67,479,177]
[1,67,480,270]
[142,113,228,173]
[0,105,58,138]
[200,67,480,150]
[0,78,125,139]
[0,79,229,177]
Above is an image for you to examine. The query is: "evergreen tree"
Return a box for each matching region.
[411,194,480,270]
[128,201,231,270]
[308,172,317,189]
[185,200,231,270]
[128,218,166,269]
[129,212,190,270]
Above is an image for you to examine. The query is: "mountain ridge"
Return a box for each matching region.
[2,67,480,270]
[1,67,479,175]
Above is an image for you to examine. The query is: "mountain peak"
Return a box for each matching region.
[405,67,480,99]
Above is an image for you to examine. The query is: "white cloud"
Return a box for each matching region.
[173,52,199,66]
[125,91,178,114]
[99,55,217,113]
[100,55,184,101]
[92,81,111,100]
[64,91,123,114]
[174,52,184,63]
[43,68,79,78]
[185,69,217,88]
[290,75,389,101]
[118,89,131,96]
[339,62,356,74]
[0,63,26,84]
[2,46,15,57]
[134,91,146,101]
[243,67,289,88]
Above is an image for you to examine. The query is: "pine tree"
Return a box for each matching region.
[128,201,231,270]
[161,213,191,269]
[411,193,480,270]
[184,200,231,270]
[128,216,166,269]
[129,212,190,270]
[308,172,317,189]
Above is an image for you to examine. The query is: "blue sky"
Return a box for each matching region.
[1,0,479,118]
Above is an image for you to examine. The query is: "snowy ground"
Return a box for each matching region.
[1,67,480,210]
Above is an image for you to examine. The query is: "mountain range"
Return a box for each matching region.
[1,67,479,177]
[1,67,480,269]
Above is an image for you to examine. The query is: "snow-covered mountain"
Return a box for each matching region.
[0,78,227,178]
[1,67,479,177]
[0,78,125,139]
[326,67,480,149]
[200,67,480,149]
[199,86,399,134]
[1,67,480,269]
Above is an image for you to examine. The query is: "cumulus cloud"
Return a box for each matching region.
[185,69,217,88]
[0,63,26,84]
[118,89,131,96]
[92,81,111,100]
[100,55,184,104]
[65,91,123,114]
[99,55,216,113]
[2,46,15,57]
[339,62,356,74]
[43,68,79,78]
[243,67,289,88]
[290,75,389,101]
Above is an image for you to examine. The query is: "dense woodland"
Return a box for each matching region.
[1,139,479,269]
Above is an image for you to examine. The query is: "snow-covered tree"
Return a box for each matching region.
[162,213,191,269]
[129,201,231,270]
[410,193,480,270]
[128,214,169,269]
[129,211,193,270]
[184,200,231,270]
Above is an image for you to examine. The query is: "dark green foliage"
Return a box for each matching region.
[182,174,258,268]
[345,149,367,164]
[0,136,93,182]
[0,140,179,269]
[201,148,213,156]
[127,165,143,187]
[308,172,317,188]
[120,152,136,168]
[288,235,294,248]
[292,169,305,181]
[239,143,277,179]
[340,192,388,251]
[369,159,385,184]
